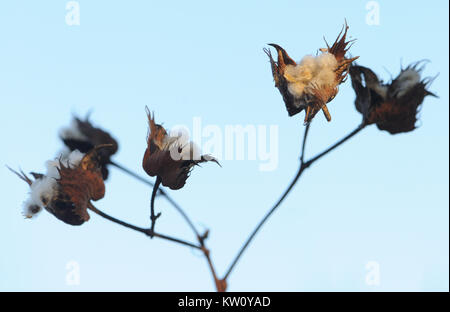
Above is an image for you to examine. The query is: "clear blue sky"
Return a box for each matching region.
[0,0,448,291]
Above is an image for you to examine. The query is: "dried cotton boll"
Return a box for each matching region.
[11,147,107,226]
[29,151,87,213]
[143,108,220,190]
[349,62,437,134]
[265,23,359,123]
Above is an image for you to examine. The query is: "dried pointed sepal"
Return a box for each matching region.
[327,21,355,63]
[7,166,33,186]
[265,22,359,123]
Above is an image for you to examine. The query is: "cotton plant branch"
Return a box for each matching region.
[87,203,201,250]
[150,176,162,236]
[198,232,227,292]
[12,21,436,292]
[108,122,367,289]
[223,121,367,281]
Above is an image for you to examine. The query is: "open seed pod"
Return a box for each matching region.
[265,22,359,124]
[10,146,110,225]
[349,61,437,134]
[142,108,220,190]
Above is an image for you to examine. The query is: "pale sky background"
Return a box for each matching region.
[0,1,448,291]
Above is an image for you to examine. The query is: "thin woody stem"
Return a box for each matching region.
[87,203,201,250]
[109,160,155,187]
[197,234,226,292]
[109,161,201,238]
[223,122,366,281]
[300,123,311,163]
[223,164,306,281]
[150,176,162,237]
[304,123,366,166]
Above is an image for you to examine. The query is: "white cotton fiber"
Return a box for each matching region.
[22,198,42,218]
[180,141,202,161]
[45,150,85,180]
[284,52,338,98]
[59,119,86,140]
[394,69,420,98]
[45,160,61,179]
[66,149,85,167]
[30,176,57,208]
[166,127,203,161]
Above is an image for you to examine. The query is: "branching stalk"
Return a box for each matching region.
[87,203,201,250]
[223,122,366,281]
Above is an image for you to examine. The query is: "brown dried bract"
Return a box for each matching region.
[349,62,437,134]
[142,108,219,190]
[264,22,359,124]
[49,147,107,225]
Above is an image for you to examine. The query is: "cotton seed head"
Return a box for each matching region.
[349,61,437,134]
[10,148,108,226]
[142,107,220,190]
[265,22,359,124]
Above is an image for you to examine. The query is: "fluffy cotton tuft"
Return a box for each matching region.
[22,198,42,219]
[166,127,202,161]
[284,52,338,98]
[45,160,61,179]
[395,69,421,98]
[59,119,87,141]
[66,149,85,167]
[179,141,202,161]
[30,176,57,208]
[45,149,85,179]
